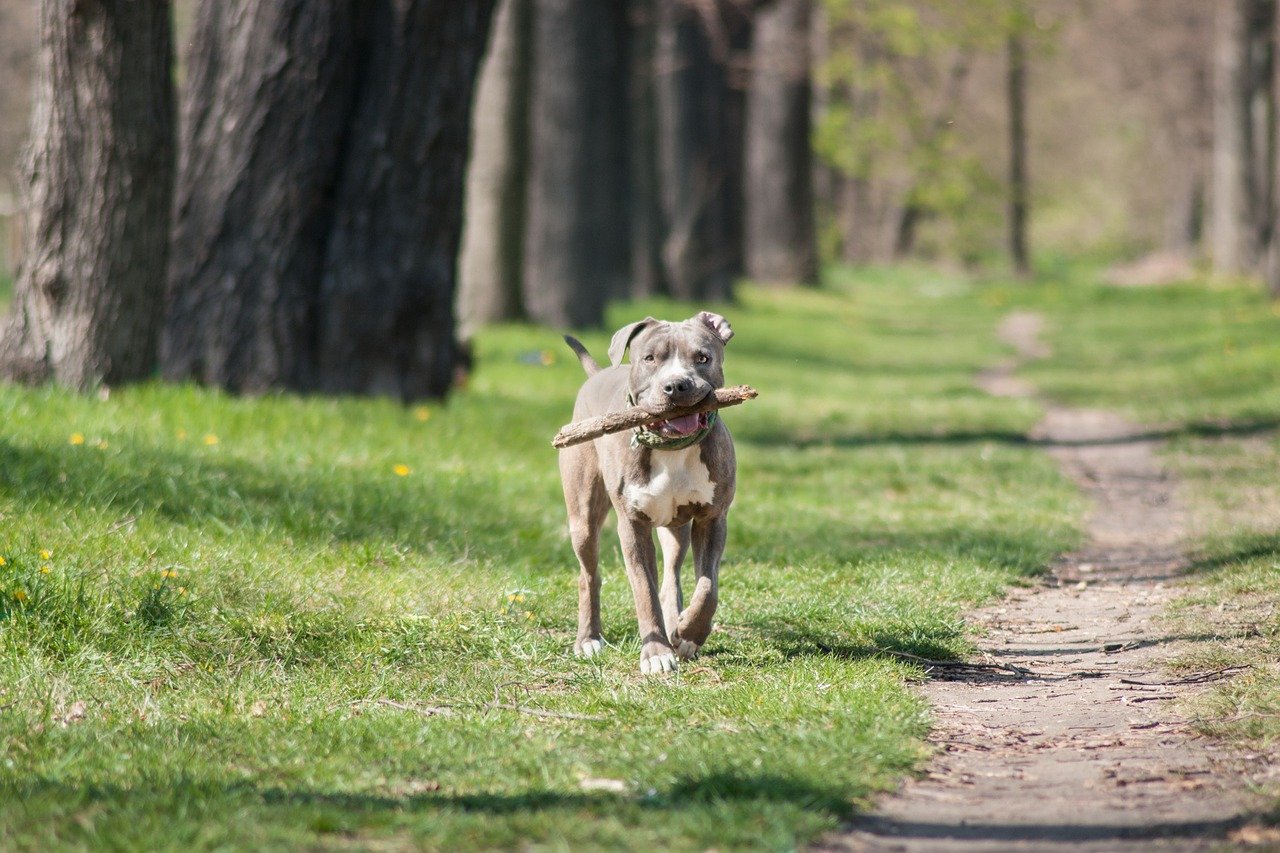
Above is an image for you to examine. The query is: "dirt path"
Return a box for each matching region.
[825,311,1264,852]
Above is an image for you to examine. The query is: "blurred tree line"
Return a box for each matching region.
[2,0,1280,401]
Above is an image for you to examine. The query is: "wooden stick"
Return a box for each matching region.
[552,384,758,449]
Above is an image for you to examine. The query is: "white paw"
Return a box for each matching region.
[640,652,678,674]
[576,638,604,659]
[675,639,700,660]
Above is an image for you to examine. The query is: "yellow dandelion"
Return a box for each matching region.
[203,434,219,446]
[12,589,27,603]
[393,463,411,477]
[413,406,431,422]
[515,593,525,603]
[69,433,85,445]
[162,569,178,579]
[525,611,534,620]
[40,565,51,575]
[177,587,187,596]
[96,439,109,450]
[0,556,6,566]
[39,549,52,560]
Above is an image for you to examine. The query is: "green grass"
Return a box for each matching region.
[0,266,1082,850]
[1007,269,1280,427]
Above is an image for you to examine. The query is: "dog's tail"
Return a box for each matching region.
[563,335,601,376]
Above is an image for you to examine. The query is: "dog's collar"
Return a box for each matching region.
[626,392,717,451]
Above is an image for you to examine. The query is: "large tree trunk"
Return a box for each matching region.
[628,0,668,297]
[164,0,495,399]
[654,0,744,302]
[744,0,817,285]
[1006,31,1031,279]
[457,0,532,340]
[163,1,364,392]
[316,2,494,399]
[1212,0,1255,274]
[1,0,174,389]
[522,0,629,329]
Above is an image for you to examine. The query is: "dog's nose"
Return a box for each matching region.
[663,378,692,397]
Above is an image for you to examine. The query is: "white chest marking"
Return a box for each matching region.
[623,445,716,527]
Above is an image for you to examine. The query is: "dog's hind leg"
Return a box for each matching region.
[561,447,609,658]
[677,514,727,655]
[657,524,690,651]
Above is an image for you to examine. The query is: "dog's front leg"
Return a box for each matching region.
[617,518,679,674]
[677,514,727,656]
[657,524,690,650]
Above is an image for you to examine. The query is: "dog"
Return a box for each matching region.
[559,312,736,674]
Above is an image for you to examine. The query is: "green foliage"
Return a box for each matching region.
[0,268,1084,849]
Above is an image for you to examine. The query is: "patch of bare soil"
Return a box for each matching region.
[824,313,1270,851]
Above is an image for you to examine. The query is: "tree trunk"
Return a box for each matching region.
[1,0,174,389]
[316,1,495,399]
[628,0,668,297]
[744,0,817,285]
[164,0,495,399]
[163,1,365,392]
[457,0,532,340]
[654,0,741,302]
[1212,0,1255,274]
[522,0,629,329]
[1006,31,1031,279]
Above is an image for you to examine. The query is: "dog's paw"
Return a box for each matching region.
[640,652,678,674]
[575,637,604,659]
[675,639,700,660]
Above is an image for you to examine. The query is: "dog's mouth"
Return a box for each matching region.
[646,412,710,438]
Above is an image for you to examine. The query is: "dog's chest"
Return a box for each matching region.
[623,446,716,526]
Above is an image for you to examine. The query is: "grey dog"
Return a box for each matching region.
[559,312,736,674]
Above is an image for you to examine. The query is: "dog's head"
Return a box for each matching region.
[608,312,733,438]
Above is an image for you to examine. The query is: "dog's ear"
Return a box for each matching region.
[608,317,656,366]
[695,311,734,345]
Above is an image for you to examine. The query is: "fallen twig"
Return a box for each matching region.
[552,385,758,448]
[1119,665,1251,687]
[486,703,606,722]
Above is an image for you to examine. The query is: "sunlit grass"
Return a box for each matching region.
[0,267,1082,849]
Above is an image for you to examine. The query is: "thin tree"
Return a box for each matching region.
[744,0,818,285]
[0,0,174,389]
[457,0,532,340]
[1212,0,1255,274]
[1006,27,1030,278]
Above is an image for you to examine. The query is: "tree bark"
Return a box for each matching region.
[163,0,365,392]
[744,0,817,285]
[316,1,495,399]
[1,0,174,389]
[628,0,668,297]
[164,0,495,399]
[522,0,629,329]
[654,0,743,302]
[1212,0,1255,274]
[457,0,532,340]
[1006,31,1031,279]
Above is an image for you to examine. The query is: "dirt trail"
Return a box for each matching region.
[826,311,1264,852]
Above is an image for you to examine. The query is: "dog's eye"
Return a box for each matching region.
[643,354,656,363]
[694,352,710,364]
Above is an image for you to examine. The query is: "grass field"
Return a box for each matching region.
[0,267,1082,850]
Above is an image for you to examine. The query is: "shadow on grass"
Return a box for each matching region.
[10,772,855,843]
[739,416,1280,451]
[0,436,560,567]
[1185,531,1280,576]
